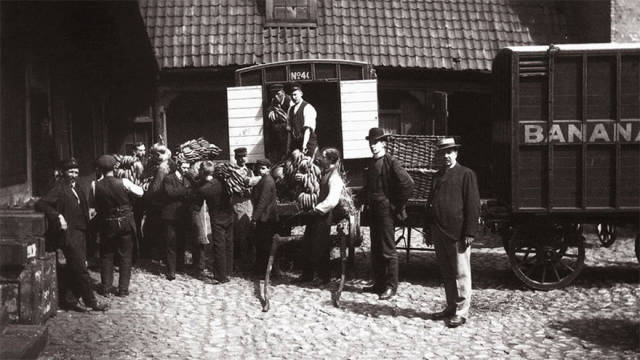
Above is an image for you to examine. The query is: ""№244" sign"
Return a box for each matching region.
[521,121,640,144]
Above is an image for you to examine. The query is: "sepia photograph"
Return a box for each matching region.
[0,0,638,358]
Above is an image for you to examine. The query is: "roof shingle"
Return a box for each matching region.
[139,0,555,71]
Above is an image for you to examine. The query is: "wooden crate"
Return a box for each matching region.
[0,252,58,325]
[0,210,46,239]
[0,237,45,270]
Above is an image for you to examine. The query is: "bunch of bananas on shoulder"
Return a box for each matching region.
[213,162,251,196]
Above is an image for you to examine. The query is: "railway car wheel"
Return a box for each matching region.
[596,223,616,247]
[507,224,585,290]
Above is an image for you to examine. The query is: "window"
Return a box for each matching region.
[265,0,317,27]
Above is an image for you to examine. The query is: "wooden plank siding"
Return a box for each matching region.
[226,86,265,162]
[495,44,640,216]
[340,80,378,159]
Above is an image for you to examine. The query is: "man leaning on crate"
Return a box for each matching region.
[361,127,414,300]
[35,158,109,312]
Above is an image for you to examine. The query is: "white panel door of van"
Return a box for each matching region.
[340,79,379,159]
[227,86,264,162]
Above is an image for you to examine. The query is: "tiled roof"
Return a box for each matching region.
[139,0,547,71]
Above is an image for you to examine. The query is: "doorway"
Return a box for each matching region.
[288,82,341,153]
[166,91,229,159]
[448,92,493,196]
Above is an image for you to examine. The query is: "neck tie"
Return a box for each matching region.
[71,183,80,204]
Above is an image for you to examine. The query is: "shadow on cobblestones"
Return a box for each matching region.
[333,299,433,321]
[573,266,639,288]
[550,318,640,351]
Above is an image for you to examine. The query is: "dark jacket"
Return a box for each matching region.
[251,174,277,223]
[193,178,234,226]
[161,172,193,221]
[94,176,136,237]
[363,154,414,209]
[428,163,480,241]
[35,180,90,249]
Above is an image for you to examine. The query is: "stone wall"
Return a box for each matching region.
[611,0,640,42]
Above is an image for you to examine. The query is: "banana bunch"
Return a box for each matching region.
[113,154,140,184]
[297,192,318,210]
[296,157,321,210]
[213,162,250,196]
[177,137,222,162]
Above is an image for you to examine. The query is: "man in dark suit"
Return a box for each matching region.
[362,128,414,300]
[35,158,108,312]
[161,159,194,280]
[250,159,278,276]
[265,84,292,162]
[427,137,480,328]
[193,161,235,284]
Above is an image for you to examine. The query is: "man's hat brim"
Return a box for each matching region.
[436,144,462,152]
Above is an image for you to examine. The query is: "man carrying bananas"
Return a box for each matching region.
[362,128,414,300]
[294,147,345,285]
[231,147,260,263]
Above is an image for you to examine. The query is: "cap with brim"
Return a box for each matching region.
[234,147,248,156]
[436,137,462,152]
[96,155,117,171]
[256,159,272,168]
[365,127,387,141]
[60,158,79,170]
[269,83,284,92]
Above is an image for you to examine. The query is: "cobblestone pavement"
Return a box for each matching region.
[40,225,639,359]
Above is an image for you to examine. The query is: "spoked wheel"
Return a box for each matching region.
[508,224,586,290]
[596,223,617,247]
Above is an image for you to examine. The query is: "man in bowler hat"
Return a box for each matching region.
[427,137,480,328]
[362,128,414,300]
[36,158,109,311]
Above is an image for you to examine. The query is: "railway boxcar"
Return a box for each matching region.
[490,43,640,289]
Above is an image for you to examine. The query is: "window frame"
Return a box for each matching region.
[264,0,318,27]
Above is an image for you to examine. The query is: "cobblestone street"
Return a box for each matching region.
[40,226,639,359]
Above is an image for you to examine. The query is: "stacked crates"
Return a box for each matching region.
[0,210,58,324]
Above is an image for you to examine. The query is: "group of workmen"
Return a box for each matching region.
[34,83,480,328]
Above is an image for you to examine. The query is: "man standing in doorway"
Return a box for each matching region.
[362,128,414,300]
[266,83,292,162]
[428,137,480,328]
[288,85,318,156]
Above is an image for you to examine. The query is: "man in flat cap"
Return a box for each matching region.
[289,85,318,157]
[361,128,414,300]
[93,154,144,296]
[427,137,480,328]
[250,158,278,276]
[232,147,260,262]
[265,83,292,162]
[36,158,109,312]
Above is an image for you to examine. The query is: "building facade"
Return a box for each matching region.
[0,1,157,204]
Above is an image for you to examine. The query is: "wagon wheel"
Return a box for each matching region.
[507,224,585,290]
[596,223,616,247]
